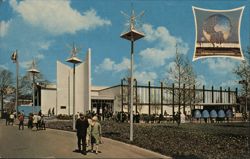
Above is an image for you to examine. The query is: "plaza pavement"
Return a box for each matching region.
[0,119,170,158]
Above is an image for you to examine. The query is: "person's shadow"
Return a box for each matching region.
[72,149,81,153]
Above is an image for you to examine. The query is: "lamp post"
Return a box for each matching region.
[66,44,82,131]
[121,9,144,141]
[11,50,19,114]
[28,60,40,114]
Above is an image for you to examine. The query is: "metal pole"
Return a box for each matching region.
[203,85,205,103]
[246,82,248,114]
[183,84,185,113]
[68,73,70,115]
[178,64,181,113]
[121,79,124,112]
[161,82,163,115]
[32,74,35,114]
[130,40,134,141]
[212,86,214,103]
[73,63,76,131]
[149,81,151,115]
[37,85,39,107]
[16,51,19,114]
[135,79,137,113]
[56,88,57,116]
[172,83,175,123]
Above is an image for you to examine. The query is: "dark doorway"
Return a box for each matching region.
[91,99,113,120]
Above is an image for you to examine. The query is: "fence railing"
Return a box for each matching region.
[121,80,238,115]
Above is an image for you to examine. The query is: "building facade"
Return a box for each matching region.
[39,49,239,117]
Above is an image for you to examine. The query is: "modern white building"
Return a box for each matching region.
[40,49,91,115]
[39,48,239,117]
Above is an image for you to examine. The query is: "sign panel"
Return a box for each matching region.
[193,7,245,61]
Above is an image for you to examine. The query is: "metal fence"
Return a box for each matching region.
[121,80,238,116]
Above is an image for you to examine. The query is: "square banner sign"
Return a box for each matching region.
[192,6,245,61]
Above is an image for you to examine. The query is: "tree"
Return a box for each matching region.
[19,70,49,100]
[0,68,14,117]
[234,49,250,112]
[165,44,202,114]
[19,73,32,99]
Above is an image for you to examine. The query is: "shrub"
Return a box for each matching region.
[47,119,250,159]
[56,114,72,120]
[101,121,249,159]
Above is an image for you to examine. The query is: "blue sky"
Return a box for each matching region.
[0,0,249,89]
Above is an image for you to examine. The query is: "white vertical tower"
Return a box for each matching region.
[57,49,91,115]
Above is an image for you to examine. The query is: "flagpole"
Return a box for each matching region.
[15,50,19,114]
[11,50,19,114]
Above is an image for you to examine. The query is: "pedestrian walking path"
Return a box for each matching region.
[0,119,170,158]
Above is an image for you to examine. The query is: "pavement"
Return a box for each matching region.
[0,119,170,158]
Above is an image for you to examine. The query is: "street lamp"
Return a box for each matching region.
[11,50,19,114]
[66,44,82,131]
[121,9,144,141]
[239,80,248,119]
[28,60,40,114]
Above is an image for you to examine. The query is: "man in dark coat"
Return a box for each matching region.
[75,113,89,155]
[4,111,9,126]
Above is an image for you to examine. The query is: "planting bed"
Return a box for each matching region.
[47,120,250,159]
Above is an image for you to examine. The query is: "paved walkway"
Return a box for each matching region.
[0,119,170,158]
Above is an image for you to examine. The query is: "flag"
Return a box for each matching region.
[11,51,17,62]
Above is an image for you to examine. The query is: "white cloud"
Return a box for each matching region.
[95,57,157,84]
[139,48,167,67]
[202,58,239,74]
[95,57,130,73]
[19,53,43,69]
[0,64,8,70]
[114,58,130,72]
[0,20,11,37]
[37,41,53,50]
[134,71,158,85]
[10,0,111,35]
[95,58,114,72]
[19,60,32,69]
[36,53,45,60]
[139,24,189,68]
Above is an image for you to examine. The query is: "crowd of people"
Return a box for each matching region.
[3,110,46,131]
[27,112,46,130]
[3,111,16,126]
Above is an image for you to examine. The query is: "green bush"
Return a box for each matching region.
[47,119,250,159]
[56,114,72,120]
[47,120,73,131]
[101,121,249,159]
